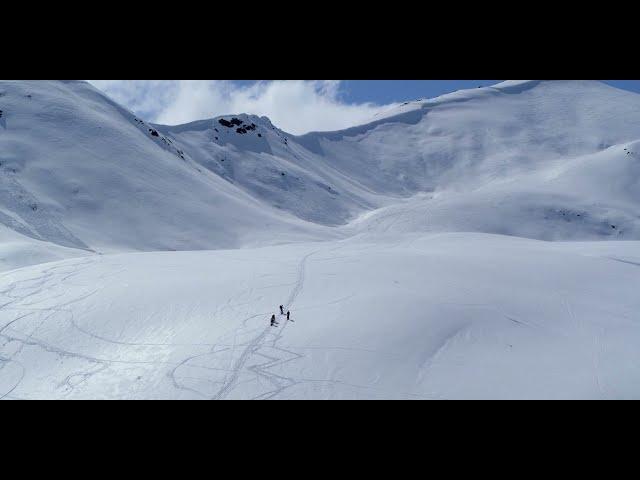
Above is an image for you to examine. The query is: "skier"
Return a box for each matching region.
[270,314,278,327]
[279,305,284,315]
[286,310,291,321]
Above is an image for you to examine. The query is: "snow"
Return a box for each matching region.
[0,225,90,272]
[4,79,640,255]
[0,80,334,253]
[344,145,640,241]
[1,79,640,399]
[1,233,638,399]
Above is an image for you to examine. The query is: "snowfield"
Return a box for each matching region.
[1,234,639,399]
[1,79,640,399]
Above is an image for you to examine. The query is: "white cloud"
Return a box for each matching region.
[88,80,396,134]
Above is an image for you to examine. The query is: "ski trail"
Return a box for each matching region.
[273,250,316,339]
[605,257,640,268]
[0,357,25,400]
[563,296,610,399]
[247,243,360,399]
[0,257,100,398]
[212,250,317,400]
[248,251,319,398]
[212,325,271,399]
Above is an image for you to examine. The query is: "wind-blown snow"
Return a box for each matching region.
[1,79,640,399]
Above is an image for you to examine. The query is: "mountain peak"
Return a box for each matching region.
[3,78,640,256]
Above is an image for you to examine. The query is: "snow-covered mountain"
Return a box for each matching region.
[0,80,334,257]
[2,79,640,259]
[1,79,640,399]
[159,80,640,241]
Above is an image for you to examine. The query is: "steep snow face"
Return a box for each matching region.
[0,80,333,253]
[1,233,639,400]
[155,114,378,226]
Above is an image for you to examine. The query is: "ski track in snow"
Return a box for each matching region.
[604,257,640,268]
[0,245,382,399]
[4,80,640,399]
[0,237,638,399]
[213,250,317,400]
[208,244,413,400]
[0,257,218,399]
[0,258,100,399]
[562,296,610,400]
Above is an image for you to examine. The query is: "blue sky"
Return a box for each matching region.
[223,80,640,104]
[90,80,640,135]
[341,80,503,103]
[343,80,640,103]
[340,80,640,104]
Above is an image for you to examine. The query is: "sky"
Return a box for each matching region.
[89,80,640,135]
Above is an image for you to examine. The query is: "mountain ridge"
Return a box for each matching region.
[1,79,640,263]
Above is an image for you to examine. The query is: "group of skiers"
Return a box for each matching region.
[270,304,292,327]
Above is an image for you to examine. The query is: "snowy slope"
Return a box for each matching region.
[1,233,639,400]
[298,80,640,193]
[0,224,90,272]
[2,79,640,399]
[159,80,640,240]
[0,80,334,255]
[2,79,640,258]
[348,141,640,241]
[153,115,379,226]
[305,81,640,240]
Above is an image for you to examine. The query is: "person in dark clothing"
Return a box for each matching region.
[279,305,284,315]
[286,310,291,321]
[270,314,277,327]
